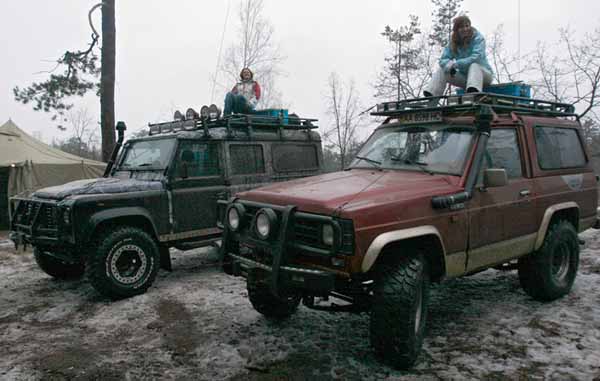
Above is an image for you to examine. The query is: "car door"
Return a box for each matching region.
[467,127,537,272]
[169,140,227,237]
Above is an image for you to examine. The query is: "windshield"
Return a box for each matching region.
[350,125,475,175]
[120,139,176,169]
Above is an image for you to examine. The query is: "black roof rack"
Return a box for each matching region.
[371,92,577,118]
[148,113,318,136]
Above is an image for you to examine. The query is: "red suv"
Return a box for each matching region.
[218,93,599,369]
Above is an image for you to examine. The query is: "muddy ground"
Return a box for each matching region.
[1,231,600,380]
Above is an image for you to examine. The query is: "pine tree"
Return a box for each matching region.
[429,0,464,48]
[13,1,116,161]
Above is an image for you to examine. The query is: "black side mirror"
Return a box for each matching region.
[483,168,508,188]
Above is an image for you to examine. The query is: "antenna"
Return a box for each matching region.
[518,0,521,78]
[211,0,232,104]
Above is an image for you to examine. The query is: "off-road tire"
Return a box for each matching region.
[247,279,301,319]
[87,226,159,299]
[370,253,430,370]
[33,248,85,280]
[518,220,579,301]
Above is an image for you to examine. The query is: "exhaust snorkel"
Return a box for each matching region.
[103,121,127,177]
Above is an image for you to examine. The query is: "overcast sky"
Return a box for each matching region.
[1,1,599,145]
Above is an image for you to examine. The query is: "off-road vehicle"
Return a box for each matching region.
[219,93,599,368]
[10,112,322,299]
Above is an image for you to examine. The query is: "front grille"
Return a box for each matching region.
[234,201,354,256]
[293,218,322,247]
[14,200,59,231]
[41,204,58,229]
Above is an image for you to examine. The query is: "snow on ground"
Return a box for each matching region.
[1,231,600,380]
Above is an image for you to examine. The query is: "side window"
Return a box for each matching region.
[482,129,523,179]
[229,144,265,175]
[535,126,586,169]
[272,144,319,172]
[177,142,220,177]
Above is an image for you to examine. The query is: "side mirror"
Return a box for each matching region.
[483,168,508,188]
[179,162,189,179]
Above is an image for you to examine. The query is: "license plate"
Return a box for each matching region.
[397,111,442,125]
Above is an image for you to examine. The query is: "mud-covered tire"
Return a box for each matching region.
[87,227,159,299]
[518,220,579,301]
[370,253,430,369]
[247,279,301,319]
[33,248,85,280]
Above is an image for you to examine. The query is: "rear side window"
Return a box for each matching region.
[229,144,265,175]
[535,127,586,169]
[272,144,319,172]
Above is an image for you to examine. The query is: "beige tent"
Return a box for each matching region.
[0,119,106,227]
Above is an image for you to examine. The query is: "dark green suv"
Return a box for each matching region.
[10,114,322,299]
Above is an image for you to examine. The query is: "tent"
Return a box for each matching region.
[0,119,106,228]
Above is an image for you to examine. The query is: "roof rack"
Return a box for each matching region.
[148,113,318,136]
[371,92,577,118]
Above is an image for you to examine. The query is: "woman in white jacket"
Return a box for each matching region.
[223,68,262,116]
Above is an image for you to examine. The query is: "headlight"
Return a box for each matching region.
[254,208,278,240]
[322,224,334,246]
[227,203,246,231]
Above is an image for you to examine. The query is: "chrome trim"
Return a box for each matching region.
[467,233,536,273]
[361,226,446,273]
[167,189,174,233]
[534,202,579,250]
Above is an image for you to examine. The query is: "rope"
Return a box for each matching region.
[211,0,232,104]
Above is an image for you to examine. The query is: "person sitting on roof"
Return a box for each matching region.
[423,15,493,97]
[223,67,261,116]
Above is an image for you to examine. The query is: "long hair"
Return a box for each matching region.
[239,67,254,81]
[450,15,473,54]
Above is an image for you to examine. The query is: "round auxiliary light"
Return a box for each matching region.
[254,208,278,240]
[322,224,334,246]
[185,108,199,120]
[173,110,184,121]
[226,203,246,231]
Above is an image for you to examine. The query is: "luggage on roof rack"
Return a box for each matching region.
[371,92,576,118]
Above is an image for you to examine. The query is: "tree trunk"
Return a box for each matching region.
[101,0,116,162]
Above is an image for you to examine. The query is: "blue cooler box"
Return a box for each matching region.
[456,82,531,98]
[254,109,289,124]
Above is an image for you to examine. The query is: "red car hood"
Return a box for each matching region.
[238,169,462,216]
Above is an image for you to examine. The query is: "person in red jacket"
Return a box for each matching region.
[223,67,261,116]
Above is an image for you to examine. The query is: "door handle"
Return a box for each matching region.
[519,189,531,197]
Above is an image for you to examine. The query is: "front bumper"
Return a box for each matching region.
[10,197,73,248]
[229,253,336,294]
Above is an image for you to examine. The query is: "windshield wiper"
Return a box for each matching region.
[400,159,434,175]
[354,156,382,170]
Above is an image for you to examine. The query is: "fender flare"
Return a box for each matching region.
[361,225,446,273]
[82,207,159,243]
[534,202,579,250]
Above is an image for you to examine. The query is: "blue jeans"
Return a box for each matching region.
[223,93,255,116]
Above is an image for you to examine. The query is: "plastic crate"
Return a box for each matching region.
[456,82,531,98]
[253,109,289,124]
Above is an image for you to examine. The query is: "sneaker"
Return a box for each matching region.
[423,90,433,97]
[466,87,479,93]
